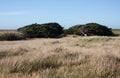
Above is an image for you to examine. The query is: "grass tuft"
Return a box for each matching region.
[0,33,25,41]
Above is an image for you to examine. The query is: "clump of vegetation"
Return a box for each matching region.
[17,22,63,38]
[0,48,28,59]
[0,33,25,41]
[0,22,115,41]
[65,23,114,36]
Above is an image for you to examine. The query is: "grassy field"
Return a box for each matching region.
[0,35,120,78]
[112,29,120,35]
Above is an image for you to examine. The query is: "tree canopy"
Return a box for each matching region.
[17,22,63,38]
[65,23,114,36]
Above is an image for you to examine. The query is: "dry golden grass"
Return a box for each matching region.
[0,30,17,34]
[0,35,120,78]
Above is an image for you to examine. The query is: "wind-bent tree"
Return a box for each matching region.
[17,22,63,38]
[65,23,114,36]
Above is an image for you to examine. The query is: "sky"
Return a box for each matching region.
[0,0,120,29]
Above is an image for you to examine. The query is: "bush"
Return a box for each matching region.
[17,22,63,38]
[64,25,84,35]
[0,33,25,41]
[65,23,114,36]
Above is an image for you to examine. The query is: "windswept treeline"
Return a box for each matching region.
[0,22,116,41]
[17,23,63,38]
[64,23,114,36]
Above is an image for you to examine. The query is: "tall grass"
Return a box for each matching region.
[0,36,120,78]
[0,33,25,41]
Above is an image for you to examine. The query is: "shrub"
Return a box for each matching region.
[17,22,63,38]
[65,23,114,36]
[0,33,25,41]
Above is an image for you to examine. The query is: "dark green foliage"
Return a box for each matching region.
[65,23,114,36]
[82,23,113,36]
[64,25,84,35]
[17,23,63,38]
[0,33,25,41]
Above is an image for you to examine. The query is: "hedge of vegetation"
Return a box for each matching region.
[0,33,25,41]
[64,23,114,36]
[17,23,63,38]
[0,22,115,41]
